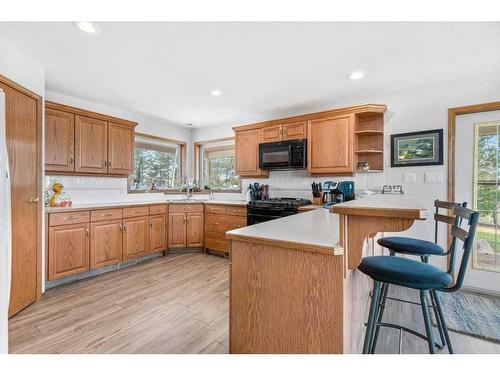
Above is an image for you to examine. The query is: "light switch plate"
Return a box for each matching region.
[404,173,417,183]
[425,173,444,183]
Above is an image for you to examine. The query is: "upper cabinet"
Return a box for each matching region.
[45,108,75,172]
[45,102,137,177]
[235,128,269,178]
[307,114,354,175]
[233,104,386,177]
[261,121,307,143]
[75,115,108,174]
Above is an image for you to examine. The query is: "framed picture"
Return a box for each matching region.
[391,129,443,167]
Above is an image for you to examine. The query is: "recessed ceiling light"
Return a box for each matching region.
[349,70,367,80]
[186,123,193,127]
[74,22,100,34]
[210,90,222,97]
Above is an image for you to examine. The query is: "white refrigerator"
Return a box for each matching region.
[0,88,12,354]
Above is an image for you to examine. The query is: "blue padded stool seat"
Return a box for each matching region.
[358,256,453,290]
[377,237,444,256]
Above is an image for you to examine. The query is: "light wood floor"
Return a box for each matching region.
[9,253,500,354]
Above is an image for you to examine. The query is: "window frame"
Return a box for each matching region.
[127,132,186,194]
[195,137,242,193]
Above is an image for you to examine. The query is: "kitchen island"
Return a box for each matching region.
[226,194,426,354]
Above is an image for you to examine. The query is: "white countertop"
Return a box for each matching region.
[226,207,342,254]
[45,199,248,213]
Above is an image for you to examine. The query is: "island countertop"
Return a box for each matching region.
[330,194,427,219]
[226,207,342,255]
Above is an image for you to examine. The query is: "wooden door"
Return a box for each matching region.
[108,122,134,175]
[123,216,148,260]
[168,213,186,248]
[90,220,123,269]
[48,223,89,280]
[307,114,354,174]
[149,214,166,253]
[45,108,74,172]
[186,213,204,248]
[262,124,282,143]
[282,120,307,140]
[235,128,268,177]
[1,79,41,317]
[74,115,108,174]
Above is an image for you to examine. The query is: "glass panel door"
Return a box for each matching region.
[473,121,500,272]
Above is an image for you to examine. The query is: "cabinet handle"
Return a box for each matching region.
[28,197,40,204]
[86,228,89,237]
[119,224,123,232]
[123,224,127,232]
[69,156,74,164]
[149,220,153,227]
[108,161,111,168]
[213,221,219,225]
[102,160,107,167]
[102,213,113,217]
[65,216,78,221]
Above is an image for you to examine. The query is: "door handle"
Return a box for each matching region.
[28,197,39,204]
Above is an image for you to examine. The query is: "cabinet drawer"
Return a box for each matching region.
[149,204,167,214]
[91,208,123,222]
[204,205,226,214]
[205,214,246,233]
[123,206,149,218]
[49,211,90,226]
[169,204,204,213]
[205,231,229,253]
[226,206,247,216]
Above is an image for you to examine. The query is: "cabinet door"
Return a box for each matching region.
[168,213,186,248]
[235,129,268,177]
[123,216,149,260]
[108,122,134,175]
[90,220,123,269]
[75,115,108,174]
[149,214,166,253]
[186,213,204,248]
[45,108,75,172]
[282,120,307,141]
[48,223,89,280]
[261,124,282,143]
[307,114,354,174]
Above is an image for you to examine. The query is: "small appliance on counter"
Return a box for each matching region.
[322,180,355,208]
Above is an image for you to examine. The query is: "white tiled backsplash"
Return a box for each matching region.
[44,171,384,206]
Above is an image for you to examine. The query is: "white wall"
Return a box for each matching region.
[0,35,45,353]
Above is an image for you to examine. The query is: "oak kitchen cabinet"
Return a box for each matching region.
[261,121,307,143]
[48,222,90,280]
[204,204,247,254]
[235,128,269,178]
[168,204,204,249]
[307,114,354,175]
[45,101,137,176]
[233,104,386,177]
[47,204,168,281]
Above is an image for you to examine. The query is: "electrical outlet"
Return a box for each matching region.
[425,173,444,183]
[404,173,416,183]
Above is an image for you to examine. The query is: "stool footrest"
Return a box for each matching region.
[368,322,444,350]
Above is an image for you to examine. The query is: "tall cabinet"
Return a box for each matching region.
[45,101,137,177]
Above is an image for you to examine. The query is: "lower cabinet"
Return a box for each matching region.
[204,204,247,254]
[149,214,166,253]
[186,213,204,248]
[123,216,149,260]
[48,223,90,280]
[168,204,204,248]
[90,219,123,269]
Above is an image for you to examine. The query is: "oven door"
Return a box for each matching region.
[247,213,284,226]
[259,141,291,169]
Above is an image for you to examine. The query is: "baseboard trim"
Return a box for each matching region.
[461,285,500,297]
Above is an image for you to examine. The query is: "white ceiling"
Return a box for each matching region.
[1,22,499,128]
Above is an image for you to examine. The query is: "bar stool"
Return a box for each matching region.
[372,199,467,351]
[358,205,479,354]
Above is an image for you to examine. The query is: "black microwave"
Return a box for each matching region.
[259,139,307,170]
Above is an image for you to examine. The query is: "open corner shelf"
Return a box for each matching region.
[354,112,385,172]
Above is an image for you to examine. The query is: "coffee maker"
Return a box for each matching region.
[322,181,355,207]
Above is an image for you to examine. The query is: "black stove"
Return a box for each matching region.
[246,198,312,225]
